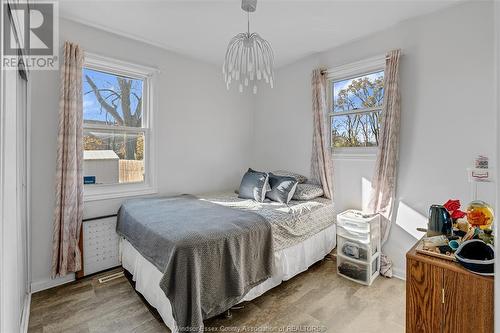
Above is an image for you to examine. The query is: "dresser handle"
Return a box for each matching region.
[442,288,445,304]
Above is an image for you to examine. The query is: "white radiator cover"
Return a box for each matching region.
[83,216,120,276]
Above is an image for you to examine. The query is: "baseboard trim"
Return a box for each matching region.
[20,293,31,333]
[392,266,406,281]
[31,273,75,293]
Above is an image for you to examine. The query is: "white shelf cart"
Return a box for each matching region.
[336,210,381,286]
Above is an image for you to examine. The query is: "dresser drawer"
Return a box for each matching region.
[337,210,379,233]
[337,225,379,244]
[338,235,378,262]
[337,254,379,285]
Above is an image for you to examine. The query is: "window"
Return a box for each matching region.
[328,56,385,153]
[82,53,157,200]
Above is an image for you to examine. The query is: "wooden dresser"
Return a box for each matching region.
[406,242,494,333]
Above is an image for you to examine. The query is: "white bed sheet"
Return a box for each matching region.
[121,223,336,332]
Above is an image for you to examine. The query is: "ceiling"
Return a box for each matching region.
[59,0,462,68]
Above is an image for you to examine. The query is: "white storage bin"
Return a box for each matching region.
[338,235,378,262]
[337,225,379,244]
[336,210,381,286]
[337,254,379,285]
[337,210,379,234]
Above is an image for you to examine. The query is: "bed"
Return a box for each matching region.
[119,191,336,332]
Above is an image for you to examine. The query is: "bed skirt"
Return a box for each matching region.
[120,223,337,332]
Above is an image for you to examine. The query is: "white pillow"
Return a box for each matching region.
[272,170,308,184]
[292,183,324,201]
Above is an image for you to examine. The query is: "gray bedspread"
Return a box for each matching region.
[116,195,274,332]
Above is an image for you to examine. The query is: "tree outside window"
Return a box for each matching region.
[330,70,384,148]
[83,67,146,184]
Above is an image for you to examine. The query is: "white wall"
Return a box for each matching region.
[30,18,255,290]
[252,1,497,278]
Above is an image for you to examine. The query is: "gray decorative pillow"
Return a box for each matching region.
[266,173,298,204]
[292,183,324,201]
[238,168,269,202]
[272,170,307,184]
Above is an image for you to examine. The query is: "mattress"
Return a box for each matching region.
[121,224,336,332]
[120,192,336,332]
[200,191,335,251]
[116,194,275,329]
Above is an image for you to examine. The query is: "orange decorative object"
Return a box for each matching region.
[466,200,494,230]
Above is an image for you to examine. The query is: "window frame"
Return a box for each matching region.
[82,52,158,201]
[326,55,386,158]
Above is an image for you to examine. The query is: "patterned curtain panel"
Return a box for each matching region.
[310,68,334,200]
[51,42,85,277]
[369,49,401,277]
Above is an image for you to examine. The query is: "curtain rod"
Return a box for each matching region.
[320,50,402,75]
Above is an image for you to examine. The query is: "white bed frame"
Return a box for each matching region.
[121,224,336,332]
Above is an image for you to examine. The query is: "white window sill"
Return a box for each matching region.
[332,147,378,161]
[84,182,157,202]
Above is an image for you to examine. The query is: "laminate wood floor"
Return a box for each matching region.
[28,255,405,333]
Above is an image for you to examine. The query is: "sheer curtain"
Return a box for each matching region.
[310,68,334,200]
[369,49,401,277]
[51,42,85,277]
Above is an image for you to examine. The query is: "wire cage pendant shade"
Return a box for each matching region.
[223,0,275,94]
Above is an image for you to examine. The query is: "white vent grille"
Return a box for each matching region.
[83,216,120,276]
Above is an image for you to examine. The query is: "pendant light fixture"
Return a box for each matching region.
[222,0,275,94]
